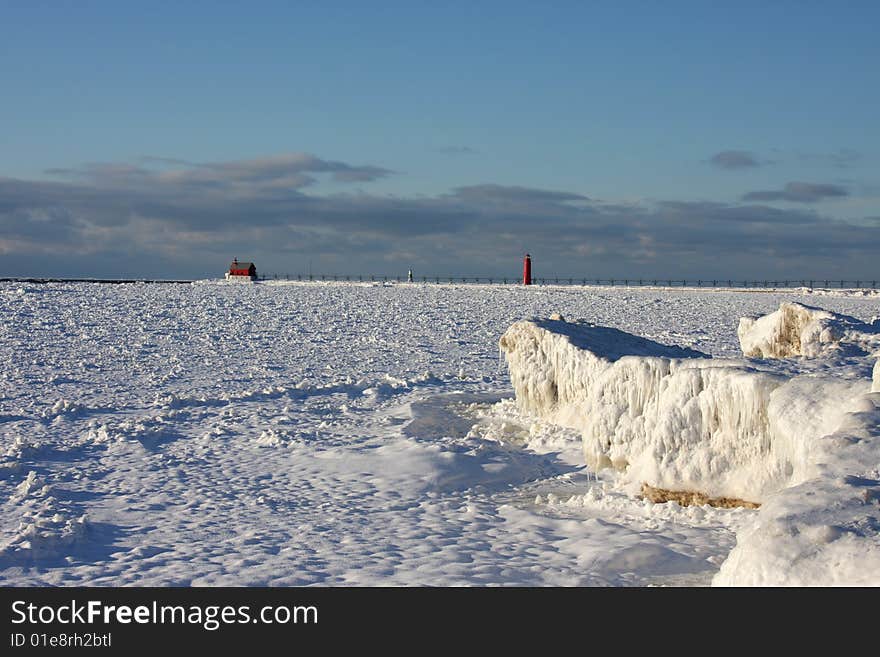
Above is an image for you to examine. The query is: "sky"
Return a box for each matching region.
[1,1,879,279]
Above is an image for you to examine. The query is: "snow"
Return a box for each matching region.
[2,281,878,586]
[499,303,880,585]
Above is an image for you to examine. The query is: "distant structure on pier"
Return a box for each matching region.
[225,258,257,281]
[523,254,532,285]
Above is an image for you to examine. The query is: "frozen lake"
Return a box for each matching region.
[1,281,877,585]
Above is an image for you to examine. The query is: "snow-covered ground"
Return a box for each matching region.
[1,281,877,586]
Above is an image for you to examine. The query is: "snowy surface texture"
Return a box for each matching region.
[500,303,880,585]
[1,281,878,586]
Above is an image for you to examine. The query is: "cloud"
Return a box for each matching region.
[709,150,761,169]
[449,184,590,205]
[47,153,394,192]
[742,182,849,203]
[3,154,880,279]
[655,200,821,224]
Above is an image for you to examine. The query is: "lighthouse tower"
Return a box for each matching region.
[523,254,532,285]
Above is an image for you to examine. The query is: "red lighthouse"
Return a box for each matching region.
[523,253,532,285]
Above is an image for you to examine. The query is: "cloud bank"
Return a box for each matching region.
[1,153,878,279]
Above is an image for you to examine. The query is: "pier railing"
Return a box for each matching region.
[257,274,880,289]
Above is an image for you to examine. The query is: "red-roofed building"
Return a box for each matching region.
[225,258,257,281]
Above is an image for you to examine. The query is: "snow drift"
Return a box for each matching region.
[500,305,880,585]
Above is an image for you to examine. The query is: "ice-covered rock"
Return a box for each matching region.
[738,301,880,358]
[499,318,797,500]
[499,308,880,585]
[498,318,706,417]
[715,393,880,586]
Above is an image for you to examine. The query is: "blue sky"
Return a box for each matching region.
[1,1,878,278]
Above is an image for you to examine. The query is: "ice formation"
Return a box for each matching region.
[738,301,880,358]
[499,318,794,500]
[500,305,880,585]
